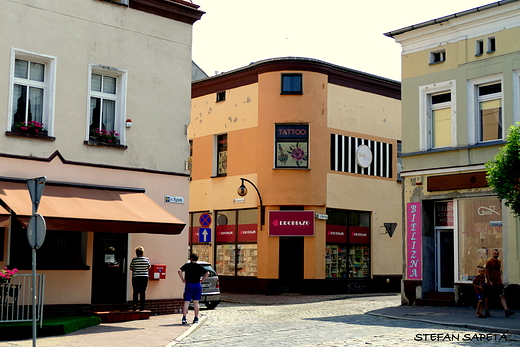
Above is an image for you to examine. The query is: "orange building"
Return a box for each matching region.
[189,58,402,294]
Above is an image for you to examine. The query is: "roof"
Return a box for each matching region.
[384,0,520,38]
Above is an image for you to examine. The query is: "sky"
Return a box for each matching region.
[192,0,495,81]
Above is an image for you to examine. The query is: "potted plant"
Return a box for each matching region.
[90,128,120,144]
[12,120,47,135]
[0,267,18,284]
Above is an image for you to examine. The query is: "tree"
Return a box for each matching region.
[486,123,520,217]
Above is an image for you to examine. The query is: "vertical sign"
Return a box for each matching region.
[407,202,422,280]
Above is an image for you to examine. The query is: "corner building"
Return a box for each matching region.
[189,58,402,294]
[386,0,520,307]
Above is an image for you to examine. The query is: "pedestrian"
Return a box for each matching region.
[178,253,209,324]
[484,249,515,317]
[472,266,486,318]
[129,246,151,311]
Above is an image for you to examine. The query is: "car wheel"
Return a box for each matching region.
[204,300,220,309]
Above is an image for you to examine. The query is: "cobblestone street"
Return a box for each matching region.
[176,294,520,346]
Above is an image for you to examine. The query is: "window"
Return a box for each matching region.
[281,73,302,94]
[215,209,258,277]
[475,39,484,56]
[430,50,446,64]
[9,217,88,270]
[216,91,226,102]
[487,37,496,53]
[275,124,308,168]
[478,83,502,142]
[419,80,456,151]
[216,134,227,176]
[9,51,56,136]
[88,65,126,145]
[430,92,452,148]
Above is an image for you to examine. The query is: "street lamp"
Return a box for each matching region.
[237,178,265,229]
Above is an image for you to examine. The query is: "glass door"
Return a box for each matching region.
[436,229,454,292]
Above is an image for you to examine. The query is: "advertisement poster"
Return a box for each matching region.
[407,202,422,280]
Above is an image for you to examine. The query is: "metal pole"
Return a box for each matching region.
[31,185,37,347]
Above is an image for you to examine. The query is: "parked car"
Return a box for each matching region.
[198,261,220,309]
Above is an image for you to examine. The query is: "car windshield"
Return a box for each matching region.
[201,264,217,277]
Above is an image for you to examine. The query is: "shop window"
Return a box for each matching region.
[325,209,370,279]
[188,212,211,263]
[215,209,257,277]
[216,134,227,176]
[418,80,456,151]
[275,124,308,168]
[281,73,302,94]
[9,218,88,270]
[457,197,502,282]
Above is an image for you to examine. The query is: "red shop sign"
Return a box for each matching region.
[216,225,235,242]
[349,226,370,244]
[238,223,257,242]
[269,210,315,237]
[326,225,347,243]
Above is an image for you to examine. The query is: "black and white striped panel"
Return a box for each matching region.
[330,134,393,178]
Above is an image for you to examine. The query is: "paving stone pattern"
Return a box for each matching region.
[177,294,520,347]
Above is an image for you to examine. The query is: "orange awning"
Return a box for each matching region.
[0,206,9,228]
[0,181,185,234]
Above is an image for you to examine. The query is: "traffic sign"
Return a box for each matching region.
[27,177,46,213]
[198,228,211,242]
[27,214,46,249]
[199,213,212,227]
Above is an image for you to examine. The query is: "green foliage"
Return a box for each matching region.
[485,123,520,217]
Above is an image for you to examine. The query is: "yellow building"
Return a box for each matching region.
[189,58,402,294]
[0,0,203,316]
[386,0,520,307]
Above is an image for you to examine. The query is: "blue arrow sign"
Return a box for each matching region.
[198,228,211,243]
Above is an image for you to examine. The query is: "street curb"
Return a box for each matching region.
[367,312,520,335]
[165,315,207,346]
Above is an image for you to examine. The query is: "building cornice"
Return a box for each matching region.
[192,57,401,100]
[130,0,204,24]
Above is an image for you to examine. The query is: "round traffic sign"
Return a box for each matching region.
[27,214,46,249]
[199,213,212,227]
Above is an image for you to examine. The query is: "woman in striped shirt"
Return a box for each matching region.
[129,246,151,311]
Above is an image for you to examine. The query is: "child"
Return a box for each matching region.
[472,266,486,318]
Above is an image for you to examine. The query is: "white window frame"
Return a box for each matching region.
[87,64,127,144]
[513,70,520,125]
[430,50,446,64]
[419,80,457,151]
[8,49,56,136]
[467,75,503,145]
[475,39,484,56]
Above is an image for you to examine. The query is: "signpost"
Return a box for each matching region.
[26,177,46,347]
[198,214,212,243]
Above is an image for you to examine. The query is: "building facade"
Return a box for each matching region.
[0,0,203,315]
[385,0,520,307]
[189,57,402,294]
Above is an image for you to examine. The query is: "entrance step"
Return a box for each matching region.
[91,310,151,323]
[415,292,455,307]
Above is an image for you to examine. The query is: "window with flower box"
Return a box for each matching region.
[275,124,308,168]
[8,51,56,138]
[87,65,126,146]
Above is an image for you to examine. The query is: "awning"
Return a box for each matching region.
[0,206,9,228]
[0,181,186,234]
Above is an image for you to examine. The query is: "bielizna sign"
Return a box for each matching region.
[406,202,422,280]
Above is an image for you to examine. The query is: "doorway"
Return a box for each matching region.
[436,229,454,292]
[91,232,128,304]
[279,237,304,293]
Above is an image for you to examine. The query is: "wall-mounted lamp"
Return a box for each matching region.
[237,178,264,229]
[126,119,133,128]
[381,223,397,237]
